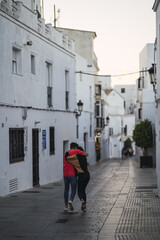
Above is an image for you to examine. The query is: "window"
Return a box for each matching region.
[95,85,101,95]
[65,70,69,110]
[89,86,92,110]
[90,114,92,137]
[50,127,55,155]
[138,77,144,89]
[96,118,104,128]
[95,101,101,117]
[121,127,125,134]
[9,128,24,163]
[31,55,35,74]
[121,88,125,93]
[109,128,113,136]
[76,120,79,139]
[12,47,22,74]
[124,125,127,136]
[138,108,142,120]
[46,62,52,107]
[101,103,104,117]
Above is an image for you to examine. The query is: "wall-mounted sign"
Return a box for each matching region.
[42,130,46,149]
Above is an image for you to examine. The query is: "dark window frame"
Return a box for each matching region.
[50,127,55,155]
[9,128,24,164]
[121,88,125,93]
[31,54,36,74]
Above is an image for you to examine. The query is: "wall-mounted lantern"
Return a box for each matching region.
[104,116,110,126]
[148,63,156,85]
[76,100,83,118]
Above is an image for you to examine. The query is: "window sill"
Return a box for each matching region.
[10,158,24,164]
[12,72,23,77]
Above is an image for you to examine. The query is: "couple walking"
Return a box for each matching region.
[63,142,90,212]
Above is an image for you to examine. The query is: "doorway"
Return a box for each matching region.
[32,129,39,186]
[63,140,69,155]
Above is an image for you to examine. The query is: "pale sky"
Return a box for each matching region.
[44,0,155,86]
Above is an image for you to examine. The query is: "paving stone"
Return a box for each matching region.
[0,158,160,239]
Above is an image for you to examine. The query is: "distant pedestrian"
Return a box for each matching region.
[63,142,88,212]
[66,146,90,212]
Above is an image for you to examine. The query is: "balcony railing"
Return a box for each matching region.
[96,117,104,128]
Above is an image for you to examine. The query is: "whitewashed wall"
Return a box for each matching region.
[0,0,76,196]
[75,54,96,165]
[153,0,160,195]
[114,85,136,114]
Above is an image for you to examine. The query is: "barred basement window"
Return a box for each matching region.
[9,128,24,163]
[50,127,55,155]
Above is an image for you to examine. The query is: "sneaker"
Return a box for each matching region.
[64,204,68,211]
[69,200,74,211]
[81,201,87,211]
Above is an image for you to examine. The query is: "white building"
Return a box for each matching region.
[114,85,136,114]
[135,43,156,164]
[96,76,111,161]
[0,0,77,196]
[57,28,99,165]
[153,0,160,195]
[102,89,135,158]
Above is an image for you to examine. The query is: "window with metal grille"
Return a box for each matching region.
[50,127,55,155]
[47,86,52,107]
[9,128,24,163]
[46,61,52,107]
[65,70,69,110]
[95,101,101,117]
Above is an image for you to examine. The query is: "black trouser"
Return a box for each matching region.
[77,172,90,203]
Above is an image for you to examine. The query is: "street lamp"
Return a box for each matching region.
[148,63,156,85]
[104,116,110,126]
[148,63,157,98]
[76,100,83,118]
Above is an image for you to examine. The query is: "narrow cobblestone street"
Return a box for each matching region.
[0,157,159,240]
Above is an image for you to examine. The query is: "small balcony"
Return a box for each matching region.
[96,117,104,129]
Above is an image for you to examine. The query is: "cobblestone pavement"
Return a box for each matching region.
[0,157,160,240]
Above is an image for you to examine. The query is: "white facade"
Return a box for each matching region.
[75,54,96,165]
[57,28,99,165]
[153,0,160,196]
[102,89,135,158]
[135,43,156,164]
[114,85,136,114]
[0,0,77,196]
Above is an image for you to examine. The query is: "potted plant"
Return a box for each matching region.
[133,119,153,168]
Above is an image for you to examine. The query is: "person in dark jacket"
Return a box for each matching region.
[66,146,90,211]
[64,143,88,212]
